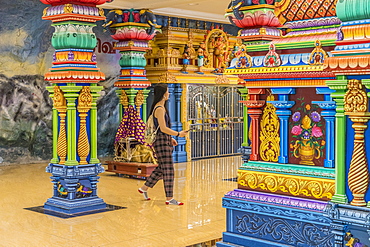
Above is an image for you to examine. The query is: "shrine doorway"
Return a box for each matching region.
[187,85,243,159]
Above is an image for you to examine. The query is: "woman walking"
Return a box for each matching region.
[139,84,188,205]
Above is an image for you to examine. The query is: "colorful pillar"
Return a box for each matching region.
[238,88,249,147]
[40,0,108,214]
[241,88,265,161]
[269,88,295,164]
[106,9,158,119]
[313,87,336,168]
[168,83,187,162]
[344,80,370,207]
[326,78,348,204]
[238,87,251,163]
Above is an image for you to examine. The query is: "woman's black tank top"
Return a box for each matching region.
[153,106,170,133]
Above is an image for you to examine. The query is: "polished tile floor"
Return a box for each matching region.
[0,156,241,247]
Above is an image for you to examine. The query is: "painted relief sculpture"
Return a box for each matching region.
[219,0,370,246]
[204,29,230,72]
[309,40,329,65]
[234,44,252,69]
[259,95,279,162]
[40,0,109,215]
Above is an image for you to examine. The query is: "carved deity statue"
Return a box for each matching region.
[204,29,230,73]
[181,45,190,73]
[197,42,207,72]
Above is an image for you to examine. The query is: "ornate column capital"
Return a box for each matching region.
[269,87,296,113]
[106,9,160,89]
[240,88,265,109]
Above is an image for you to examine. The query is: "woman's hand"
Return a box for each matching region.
[171,138,178,146]
[178,130,189,138]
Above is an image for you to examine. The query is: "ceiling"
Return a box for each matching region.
[101,0,230,23]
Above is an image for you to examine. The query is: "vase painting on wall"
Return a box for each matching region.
[289,97,325,166]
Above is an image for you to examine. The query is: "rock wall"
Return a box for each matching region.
[0,74,52,163]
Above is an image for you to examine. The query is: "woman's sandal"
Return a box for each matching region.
[138,188,150,200]
[165,199,184,205]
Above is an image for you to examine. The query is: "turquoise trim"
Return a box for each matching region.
[240,161,335,179]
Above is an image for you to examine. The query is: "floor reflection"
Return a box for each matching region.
[0,155,241,247]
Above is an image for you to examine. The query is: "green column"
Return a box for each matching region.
[51,109,59,163]
[142,89,150,123]
[116,90,124,121]
[63,84,82,166]
[327,77,348,204]
[89,85,104,164]
[239,87,249,147]
[126,88,138,106]
[46,86,61,164]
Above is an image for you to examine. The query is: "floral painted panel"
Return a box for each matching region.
[289,88,326,166]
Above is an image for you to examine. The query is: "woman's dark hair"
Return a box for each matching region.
[149,83,171,126]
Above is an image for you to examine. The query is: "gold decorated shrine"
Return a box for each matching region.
[145,25,240,85]
[237,169,335,201]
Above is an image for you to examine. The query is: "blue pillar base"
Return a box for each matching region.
[324,159,335,168]
[45,163,106,215]
[278,155,289,164]
[220,190,334,247]
[44,196,106,215]
[324,202,370,246]
[173,136,187,163]
[173,151,187,163]
[218,232,292,247]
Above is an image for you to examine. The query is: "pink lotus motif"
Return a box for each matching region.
[40,0,108,5]
[230,11,282,28]
[312,125,323,138]
[111,27,155,41]
[291,125,303,135]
